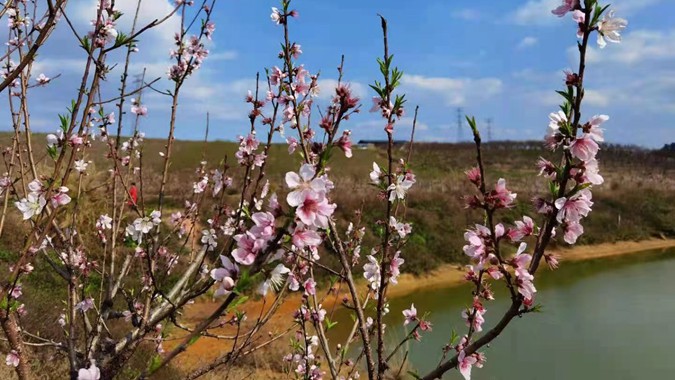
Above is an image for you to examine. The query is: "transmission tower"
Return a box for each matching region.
[456,108,463,143]
[486,117,493,142]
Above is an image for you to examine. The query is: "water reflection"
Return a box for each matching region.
[331,248,675,379]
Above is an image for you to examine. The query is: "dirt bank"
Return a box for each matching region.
[169,238,675,374]
[389,238,675,298]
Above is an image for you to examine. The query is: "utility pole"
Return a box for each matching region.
[486,117,493,142]
[456,107,463,143]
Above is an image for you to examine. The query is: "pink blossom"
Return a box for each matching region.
[572,10,585,38]
[76,297,95,312]
[296,190,336,229]
[291,224,322,249]
[232,231,267,265]
[303,278,316,296]
[563,221,584,244]
[290,43,302,59]
[285,164,327,207]
[370,162,382,185]
[569,134,599,161]
[250,212,275,238]
[389,251,404,284]
[205,21,215,40]
[36,73,50,85]
[387,175,415,202]
[10,284,22,299]
[465,167,481,187]
[517,277,537,301]
[50,187,71,208]
[15,193,46,220]
[363,255,380,290]
[287,137,298,154]
[6,350,19,367]
[597,11,627,48]
[486,178,517,208]
[551,0,578,17]
[512,242,532,274]
[389,216,412,239]
[536,157,556,179]
[507,216,535,242]
[545,253,561,270]
[579,158,604,185]
[462,307,485,333]
[402,303,417,325]
[270,66,284,85]
[458,350,477,380]
[585,114,608,142]
[555,189,593,223]
[131,104,147,116]
[270,7,281,24]
[77,361,100,380]
[463,224,490,260]
[69,134,84,146]
[210,255,239,296]
[486,266,502,280]
[546,111,567,149]
[336,130,353,158]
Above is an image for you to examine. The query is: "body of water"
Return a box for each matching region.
[331,248,675,379]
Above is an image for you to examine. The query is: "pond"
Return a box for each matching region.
[331,247,675,379]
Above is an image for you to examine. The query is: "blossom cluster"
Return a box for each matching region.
[88,2,119,48]
[168,28,211,82]
[15,179,71,220]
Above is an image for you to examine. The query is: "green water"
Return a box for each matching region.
[331,247,675,379]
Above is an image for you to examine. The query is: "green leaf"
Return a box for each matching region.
[80,36,90,51]
[148,354,162,373]
[187,335,201,346]
[368,84,383,98]
[227,295,249,313]
[325,317,338,330]
[549,181,560,197]
[529,303,544,313]
[234,269,252,293]
[59,114,70,132]
[47,146,58,160]
[450,328,459,345]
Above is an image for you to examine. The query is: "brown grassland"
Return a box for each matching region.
[1,132,674,378]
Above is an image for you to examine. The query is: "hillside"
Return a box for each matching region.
[2,132,674,274]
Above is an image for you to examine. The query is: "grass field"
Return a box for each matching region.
[1,132,674,378]
[2,132,674,272]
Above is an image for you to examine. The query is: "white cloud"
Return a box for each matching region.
[32,58,89,76]
[209,51,239,61]
[584,29,675,65]
[401,74,503,106]
[315,79,367,101]
[72,0,182,57]
[583,89,610,107]
[517,36,539,49]
[512,0,659,26]
[452,9,481,21]
[512,0,560,26]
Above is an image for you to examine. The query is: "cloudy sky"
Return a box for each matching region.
[5,0,675,148]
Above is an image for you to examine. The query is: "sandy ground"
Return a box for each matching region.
[168,238,675,375]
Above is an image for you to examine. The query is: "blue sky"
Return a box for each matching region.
[5,0,675,148]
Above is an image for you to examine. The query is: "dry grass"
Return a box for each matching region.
[1,132,674,377]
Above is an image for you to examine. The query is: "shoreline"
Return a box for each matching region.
[170,238,675,372]
[387,238,675,298]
